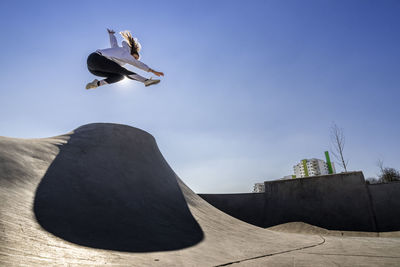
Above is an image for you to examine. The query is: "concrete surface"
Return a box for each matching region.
[1,123,400,266]
[201,172,400,233]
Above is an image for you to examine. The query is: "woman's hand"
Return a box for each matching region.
[153,71,164,77]
[150,69,164,77]
[107,28,115,34]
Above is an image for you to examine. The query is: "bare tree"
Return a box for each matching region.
[377,159,385,174]
[330,122,348,172]
[376,159,400,183]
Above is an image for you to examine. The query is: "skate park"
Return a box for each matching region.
[2,1,400,266]
[1,123,400,266]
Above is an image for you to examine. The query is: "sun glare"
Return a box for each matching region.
[119,77,130,87]
[115,77,140,93]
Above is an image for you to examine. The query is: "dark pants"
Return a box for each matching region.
[87,52,137,84]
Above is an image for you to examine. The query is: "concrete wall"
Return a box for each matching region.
[368,181,400,232]
[199,172,400,232]
[263,172,376,231]
[199,193,266,227]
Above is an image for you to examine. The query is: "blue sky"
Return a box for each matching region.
[0,0,399,193]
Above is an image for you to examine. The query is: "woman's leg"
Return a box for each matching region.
[87,53,148,86]
[86,53,149,88]
[86,69,125,89]
[87,53,132,74]
[89,69,124,84]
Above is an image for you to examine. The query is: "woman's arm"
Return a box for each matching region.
[107,28,118,48]
[121,56,164,76]
[148,68,164,77]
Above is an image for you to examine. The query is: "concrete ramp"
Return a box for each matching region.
[1,123,399,266]
[33,124,203,252]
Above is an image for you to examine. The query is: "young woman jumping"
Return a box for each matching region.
[86,29,164,90]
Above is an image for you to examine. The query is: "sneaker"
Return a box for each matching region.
[144,78,160,87]
[86,79,99,90]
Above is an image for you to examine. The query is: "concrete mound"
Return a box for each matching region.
[267,222,331,235]
[32,123,203,252]
[268,222,400,237]
[1,123,400,266]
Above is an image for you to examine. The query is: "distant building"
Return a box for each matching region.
[253,183,265,193]
[293,151,336,178]
[253,152,336,191]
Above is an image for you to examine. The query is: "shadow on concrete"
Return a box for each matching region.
[33,123,203,252]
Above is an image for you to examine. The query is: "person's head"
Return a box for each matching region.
[120,30,141,60]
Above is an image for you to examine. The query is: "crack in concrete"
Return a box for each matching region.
[214,235,326,266]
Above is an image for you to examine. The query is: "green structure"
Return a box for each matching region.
[325,151,333,174]
[302,159,309,177]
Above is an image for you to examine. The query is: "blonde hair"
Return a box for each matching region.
[120,30,141,56]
